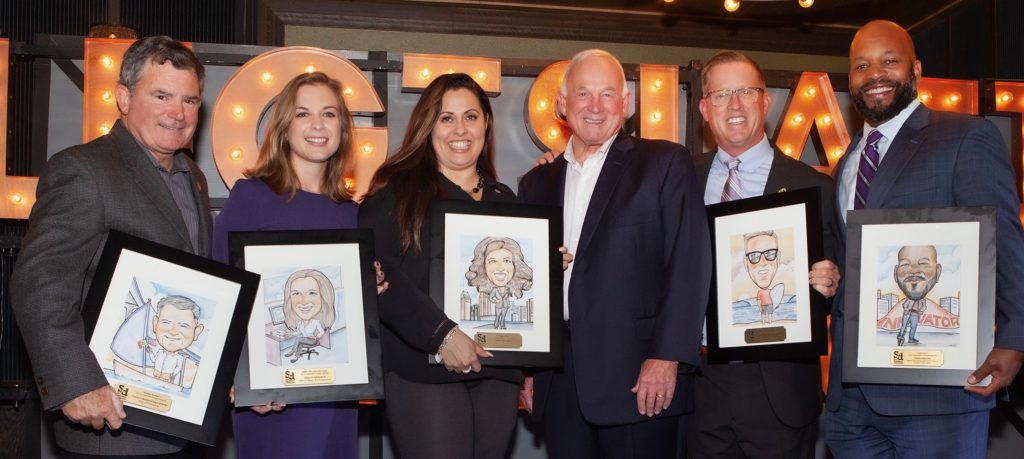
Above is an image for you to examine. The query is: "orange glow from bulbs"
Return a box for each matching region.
[343,86,354,97]
[791,113,805,125]
[305,65,316,73]
[805,86,817,97]
[101,89,113,102]
[261,71,273,83]
[100,55,114,68]
[230,148,243,161]
[232,105,244,118]
[917,78,976,114]
[361,143,375,156]
[724,0,740,13]
[773,72,850,172]
[475,71,487,81]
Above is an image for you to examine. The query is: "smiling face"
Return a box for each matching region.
[152,306,203,353]
[431,88,487,176]
[485,247,516,287]
[289,277,324,321]
[894,245,941,301]
[849,20,922,126]
[699,60,772,157]
[286,83,343,171]
[744,234,779,289]
[115,60,201,167]
[559,54,629,158]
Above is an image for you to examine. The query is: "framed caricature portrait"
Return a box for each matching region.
[429,199,564,368]
[82,231,259,445]
[842,207,996,386]
[705,188,828,363]
[228,229,383,406]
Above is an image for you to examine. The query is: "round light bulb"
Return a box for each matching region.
[98,123,111,135]
[420,68,432,80]
[798,0,814,8]
[652,79,663,90]
[344,178,356,190]
[724,0,740,12]
[791,113,805,125]
[548,127,560,139]
[946,92,962,105]
[918,90,932,103]
[998,91,1013,105]
[343,86,354,97]
[261,71,273,84]
[537,100,548,111]
[230,148,243,161]
[100,55,114,68]
[475,71,487,82]
[101,89,113,103]
[782,145,794,156]
[650,111,663,123]
[9,192,23,205]
[361,143,375,156]
[305,65,316,74]
[831,147,844,158]
[819,114,832,125]
[805,86,817,97]
[232,105,244,118]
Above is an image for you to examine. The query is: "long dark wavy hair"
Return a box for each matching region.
[367,73,497,252]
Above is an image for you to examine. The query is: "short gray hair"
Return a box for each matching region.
[156,295,201,320]
[743,230,777,245]
[559,49,629,98]
[119,36,205,92]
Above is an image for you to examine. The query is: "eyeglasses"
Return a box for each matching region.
[745,249,779,264]
[704,87,765,107]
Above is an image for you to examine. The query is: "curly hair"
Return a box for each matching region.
[464,237,534,298]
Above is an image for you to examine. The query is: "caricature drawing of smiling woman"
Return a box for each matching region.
[465,237,534,329]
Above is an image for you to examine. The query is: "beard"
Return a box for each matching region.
[852,72,918,125]
[897,273,938,301]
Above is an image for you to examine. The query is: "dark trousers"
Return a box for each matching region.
[824,386,987,459]
[540,332,682,459]
[687,362,816,459]
[384,372,520,459]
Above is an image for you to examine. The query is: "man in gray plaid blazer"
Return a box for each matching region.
[10,36,212,456]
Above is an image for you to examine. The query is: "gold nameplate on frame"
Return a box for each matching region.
[890,349,944,367]
[475,332,523,349]
[282,368,336,385]
[744,326,787,344]
[114,383,172,412]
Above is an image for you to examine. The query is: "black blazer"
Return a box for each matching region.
[518,134,711,426]
[694,147,833,428]
[358,174,522,384]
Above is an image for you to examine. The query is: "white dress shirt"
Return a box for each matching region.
[562,135,616,320]
[838,100,921,222]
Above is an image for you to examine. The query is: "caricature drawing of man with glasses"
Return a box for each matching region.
[743,230,783,325]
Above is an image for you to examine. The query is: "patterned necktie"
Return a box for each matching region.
[721,158,742,202]
[854,129,884,210]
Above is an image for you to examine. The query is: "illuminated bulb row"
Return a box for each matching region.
[418,68,489,82]
[780,145,844,158]
[723,0,811,10]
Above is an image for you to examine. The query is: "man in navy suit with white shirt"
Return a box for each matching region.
[824,20,1024,458]
[518,49,711,458]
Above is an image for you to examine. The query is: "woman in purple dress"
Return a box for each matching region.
[213,71,361,459]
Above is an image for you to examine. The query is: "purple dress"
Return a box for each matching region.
[213,178,359,459]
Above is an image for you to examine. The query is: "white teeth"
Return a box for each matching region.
[866,86,892,95]
[583,118,604,124]
[305,137,327,145]
[448,140,470,150]
[726,116,746,124]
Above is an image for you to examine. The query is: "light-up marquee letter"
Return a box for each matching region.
[401,53,501,95]
[773,72,850,172]
[917,77,978,115]
[211,47,386,197]
[638,64,679,142]
[526,61,570,153]
[83,38,139,143]
[0,39,37,218]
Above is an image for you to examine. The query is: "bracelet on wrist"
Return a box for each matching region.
[436,326,459,355]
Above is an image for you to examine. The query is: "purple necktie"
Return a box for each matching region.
[854,130,884,210]
[721,158,742,202]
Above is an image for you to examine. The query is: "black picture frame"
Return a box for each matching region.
[228,229,383,406]
[705,187,828,363]
[429,199,564,368]
[82,230,259,446]
[843,207,996,386]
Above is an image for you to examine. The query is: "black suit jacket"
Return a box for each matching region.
[518,134,711,426]
[694,147,833,428]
